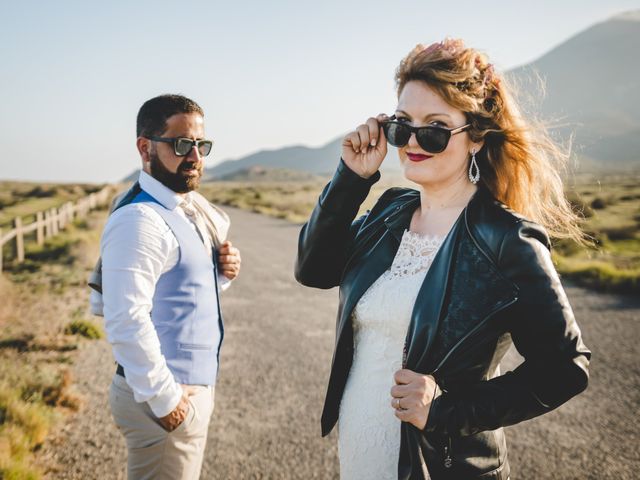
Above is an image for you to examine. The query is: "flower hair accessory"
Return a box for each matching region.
[420,38,466,59]
[483,63,500,89]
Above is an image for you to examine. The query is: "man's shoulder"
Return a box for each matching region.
[104,202,170,235]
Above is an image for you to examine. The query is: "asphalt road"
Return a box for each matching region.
[40,207,639,479]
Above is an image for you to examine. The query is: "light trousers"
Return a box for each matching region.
[109,374,215,480]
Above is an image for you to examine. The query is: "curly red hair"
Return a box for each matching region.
[395,39,584,243]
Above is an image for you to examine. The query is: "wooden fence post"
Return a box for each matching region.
[0,188,117,271]
[51,208,59,236]
[59,205,65,230]
[62,202,69,229]
[15,217,24,263]
[36,211,44,245]
[44,210,51,238]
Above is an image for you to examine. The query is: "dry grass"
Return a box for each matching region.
[200,173,413,223]
[0,182,106,229]
[201,172,640,294]
[0,187,110,479]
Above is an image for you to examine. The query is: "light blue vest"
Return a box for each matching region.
[132,190,224,386]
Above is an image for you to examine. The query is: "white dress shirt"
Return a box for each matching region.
[99,171,230,417]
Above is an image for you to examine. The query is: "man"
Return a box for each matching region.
[95,94,240,479]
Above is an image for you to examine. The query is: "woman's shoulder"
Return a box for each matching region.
[467,187,551,262]
[370,187,420,214]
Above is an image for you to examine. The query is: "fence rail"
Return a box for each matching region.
[0,186,114,272]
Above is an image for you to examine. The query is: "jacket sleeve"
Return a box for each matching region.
[294,159,380,289]
[424,220,591,437]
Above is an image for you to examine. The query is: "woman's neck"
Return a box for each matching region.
[410,177,478,237]
[418,177,478,211]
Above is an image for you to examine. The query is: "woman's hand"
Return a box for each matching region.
[341,114,389,179]
[390,369,437,430]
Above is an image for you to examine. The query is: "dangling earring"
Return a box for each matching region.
[468,149,480,184]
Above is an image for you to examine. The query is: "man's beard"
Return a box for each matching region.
[149,152,203,193]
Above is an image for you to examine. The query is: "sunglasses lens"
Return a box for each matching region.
[383,123,411,147]
[174,138,194,156]
[198,141,213,157]
[416,127,450,153]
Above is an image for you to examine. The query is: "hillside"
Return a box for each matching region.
[508,11,640,169]
[118,10,640,183]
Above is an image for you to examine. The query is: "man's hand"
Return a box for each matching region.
[218,240,241,280]
[390,369,437,430]
[158,385,197,432]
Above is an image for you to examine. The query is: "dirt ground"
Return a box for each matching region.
[39,207,639,479]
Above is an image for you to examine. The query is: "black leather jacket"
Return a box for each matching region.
[295,161,591,480]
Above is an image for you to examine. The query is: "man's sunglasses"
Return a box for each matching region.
[145,136,213,157]
[381,116,470,153]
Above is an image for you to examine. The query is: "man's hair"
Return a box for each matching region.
[136,94,204,137]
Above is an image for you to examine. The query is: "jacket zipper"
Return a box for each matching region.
[443,436,453,469]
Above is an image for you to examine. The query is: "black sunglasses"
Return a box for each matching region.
[145,136,213,157]
[381,115,470,153]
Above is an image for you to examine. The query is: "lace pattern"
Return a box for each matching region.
[338,230,443,480]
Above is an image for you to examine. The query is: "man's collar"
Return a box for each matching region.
[138,170,192,210]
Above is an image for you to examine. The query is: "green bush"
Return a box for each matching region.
[0,382,52,480]
[64,320,103,340]
[601,225,638,241]
[555,257,640,294]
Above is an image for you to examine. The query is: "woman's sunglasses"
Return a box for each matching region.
[381,115,470,153]
[145,136,213,157]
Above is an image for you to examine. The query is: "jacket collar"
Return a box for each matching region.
[382,185,490,243]
[383,191,420,241]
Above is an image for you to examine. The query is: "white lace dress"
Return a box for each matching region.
[338,229,444,480]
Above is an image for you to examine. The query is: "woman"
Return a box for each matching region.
[294,39,591,480]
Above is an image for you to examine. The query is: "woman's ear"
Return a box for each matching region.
[472,138,485,155]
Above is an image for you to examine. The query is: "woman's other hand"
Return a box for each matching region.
[341,114,389,179]
[390,369,437,430]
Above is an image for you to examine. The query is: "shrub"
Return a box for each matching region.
[555,256,640,294]
[64,320,103,340]
[566,192,594,218]
[0,381,54,479]
[601,225,638,241]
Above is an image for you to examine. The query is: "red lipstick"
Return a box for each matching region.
[407,153,432,162]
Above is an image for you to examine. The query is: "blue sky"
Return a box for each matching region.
[1,0,639,183]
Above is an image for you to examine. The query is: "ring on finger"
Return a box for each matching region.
[395,398,401,409]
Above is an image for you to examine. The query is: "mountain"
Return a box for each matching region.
[206,138,401,181]
[207,139,343,179]
[215,165,322,182]
[121,11,638,183]
[507,10,640,169]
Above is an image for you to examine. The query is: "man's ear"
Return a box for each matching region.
[137,137,151,163]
